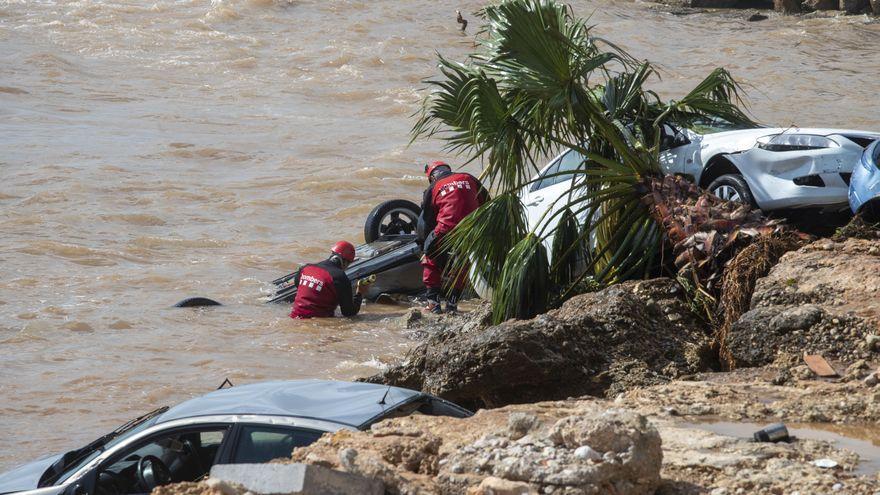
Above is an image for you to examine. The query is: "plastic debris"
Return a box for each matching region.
[813,458,838,469]
[753,423,790,443]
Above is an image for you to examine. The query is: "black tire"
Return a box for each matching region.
[707,174,757,208]
[173,297,222,307]
[364,199,420,243]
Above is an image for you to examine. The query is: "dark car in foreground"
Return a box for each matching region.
[0,380,471,495]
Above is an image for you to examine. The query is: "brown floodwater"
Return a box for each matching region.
[1,0,878,471]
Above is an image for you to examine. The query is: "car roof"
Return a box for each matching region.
[155,379,424,429]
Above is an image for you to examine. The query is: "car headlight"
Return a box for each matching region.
[755,134,837,152]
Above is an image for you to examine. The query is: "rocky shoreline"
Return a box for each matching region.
[157,226,880,493]
[647,0,880,16]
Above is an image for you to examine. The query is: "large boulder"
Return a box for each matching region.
[365,279,711,409]
[840,0,869,12]
[802,0,838,10]
[723,239,880,368]
[774,0,803,13]
[288,401,662,495]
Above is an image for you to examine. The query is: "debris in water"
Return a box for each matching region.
[456,10,468,31]
[803,352,838,377]
[813,458,839,469]
[753,423,790,443]
[747,13,768,21]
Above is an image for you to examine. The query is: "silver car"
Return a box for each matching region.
[0,380,471,495]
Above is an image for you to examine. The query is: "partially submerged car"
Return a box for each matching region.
[0,380,471,495]
[849,139,880,219]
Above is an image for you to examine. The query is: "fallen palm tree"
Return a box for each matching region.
[413,0,794,327]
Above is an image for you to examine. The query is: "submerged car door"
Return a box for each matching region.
[521,150,586,252]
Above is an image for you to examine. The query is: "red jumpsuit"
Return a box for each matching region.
[418,171,487,290]
[290,260,361,318]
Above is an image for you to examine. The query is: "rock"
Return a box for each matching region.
[507,412,539,440]
[289,401,662,495]
[865,372,879,387]
[803,0,839,9]
[467,477,533,495]
[573,445,602,460]
[403,309,422,328]
[207,464,384,495]
[363,278,710,408]
[723,239,880,368]
[774,0,802,12]
[871,0,880,14]
[204,478,242,495]
[840,0,869,12]
[747,12,769,20]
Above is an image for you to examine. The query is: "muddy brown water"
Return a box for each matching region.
[681,420,880,475]
[1,0,879,471]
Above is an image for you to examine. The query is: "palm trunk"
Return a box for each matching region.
[638,175,790,295]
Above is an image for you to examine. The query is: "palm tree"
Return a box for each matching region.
[412,0,785,323]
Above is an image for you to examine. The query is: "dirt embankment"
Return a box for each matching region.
[364,278,713,410]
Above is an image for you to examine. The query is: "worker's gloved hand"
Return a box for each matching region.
[356,275,376,295]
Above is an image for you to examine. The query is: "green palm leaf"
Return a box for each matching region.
[413,0,763,321]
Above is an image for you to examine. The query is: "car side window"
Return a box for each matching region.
[232,425,325,464]
[98,427,229,495]
[659,124,689,151]
[533,150,585,191]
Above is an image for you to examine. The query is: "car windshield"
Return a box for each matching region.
[687,117,755,134]
[43,407,167,486]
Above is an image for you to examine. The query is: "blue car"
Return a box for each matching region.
[0,380,471,495]
[850,139,880,219]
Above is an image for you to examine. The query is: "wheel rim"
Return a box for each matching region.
[713,184,741,203]
[379,208,417,236]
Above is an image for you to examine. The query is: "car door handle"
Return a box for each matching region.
[526,196,544,207]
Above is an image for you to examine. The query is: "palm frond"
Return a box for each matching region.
[492,233,549,323]
[442,192,528,291]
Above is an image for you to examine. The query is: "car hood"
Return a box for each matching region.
[700,127,880,149]
[0,454,62,494]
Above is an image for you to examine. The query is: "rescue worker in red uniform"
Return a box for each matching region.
[290,241,366,319]
[417,161,489,313]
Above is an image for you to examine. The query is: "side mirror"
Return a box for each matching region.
[63,483,86,495]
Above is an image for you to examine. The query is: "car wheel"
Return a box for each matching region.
[364,199,421,243]
[708,174,757,208]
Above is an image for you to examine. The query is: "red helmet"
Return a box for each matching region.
[424,161,451,177]
[331,240,356,262]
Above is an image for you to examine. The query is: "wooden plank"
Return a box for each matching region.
[803,353,838,377]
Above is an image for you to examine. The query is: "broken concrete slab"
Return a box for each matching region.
[209,463,383,495]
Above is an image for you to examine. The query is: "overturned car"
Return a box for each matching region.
[268,199,425,304]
